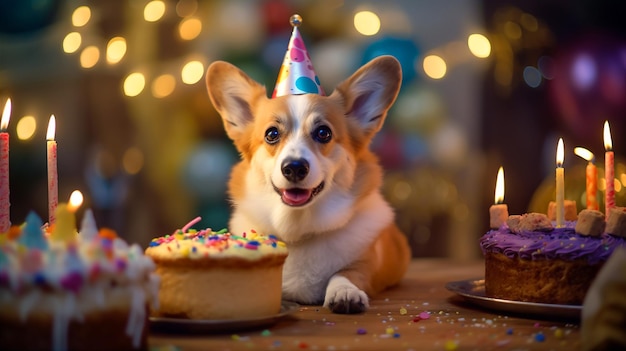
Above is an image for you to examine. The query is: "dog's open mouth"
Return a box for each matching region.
[274,182,324,207]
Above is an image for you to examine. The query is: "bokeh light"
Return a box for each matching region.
[62,32,82,54]
[123,147,144,175]
[181,60,204,84]
[423,55,447,79]
[179,17,202,40]
[80,46,100,69]
[523,66,542,88]
[144,0,166,22]
[176,0,198,17]
[152,74,176,98]
[106,37,127,64]
[354,11,381,36]
[16,116,37,141]
[123,72,146,97]
[72,6,91,27]
[467,34,491,58]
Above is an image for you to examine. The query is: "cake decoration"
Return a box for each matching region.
[0,207,159,350]
[147,218,287,260]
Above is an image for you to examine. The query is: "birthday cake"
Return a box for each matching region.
[0,210,159,351]
[145,218,288,320]
[480,209,626,305]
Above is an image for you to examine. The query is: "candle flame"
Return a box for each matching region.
[574,147,594,163]
[604,121,612,151]
[46,115,56,141]
[68,190,83,212]
[1,98,11,131]
[494,166,504,204]
[556,138,564,167]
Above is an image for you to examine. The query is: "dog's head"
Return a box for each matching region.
[206,55,401,210]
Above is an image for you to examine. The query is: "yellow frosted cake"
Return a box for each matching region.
[145,217,288,320]
[0,210,159,351]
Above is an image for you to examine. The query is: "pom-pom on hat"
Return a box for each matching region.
[272,14,324,98]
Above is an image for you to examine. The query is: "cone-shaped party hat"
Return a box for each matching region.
[272,14,324,98]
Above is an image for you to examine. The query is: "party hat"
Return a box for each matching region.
[272,14,324,98]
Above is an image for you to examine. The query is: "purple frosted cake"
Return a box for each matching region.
[480,211,626,305]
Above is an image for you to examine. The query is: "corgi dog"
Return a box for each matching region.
[205,55,411,314]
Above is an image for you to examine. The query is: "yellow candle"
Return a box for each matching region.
[50,190,83,243]
[604,121,615,219]
[489,166,508,228]
[574,147,598,210]
[556,138,565,227]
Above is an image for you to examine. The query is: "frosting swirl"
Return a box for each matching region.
[480,221,626,265]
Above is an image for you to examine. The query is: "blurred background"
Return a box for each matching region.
[1,0,625,261]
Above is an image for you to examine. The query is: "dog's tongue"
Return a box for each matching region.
[281,188,312,206]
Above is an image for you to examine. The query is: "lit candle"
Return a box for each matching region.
[574,147,598,210]
[0,98,11,233]
[489,166,508,228]
[604,121,614,219]
[47,115,58,225]
[556,138,565,227]
[51,190,83,243]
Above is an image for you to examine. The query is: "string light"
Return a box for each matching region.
[62,32,82,54]
[80,46,100,69]
[123,73,146,97]
[353,11,381,36]
[423,55,447,79]
[106,37,127,64]
[144,0,166,22]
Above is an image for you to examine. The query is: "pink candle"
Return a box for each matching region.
[604,121,614,219]
[0,98,11,232]
[47,115,58,225]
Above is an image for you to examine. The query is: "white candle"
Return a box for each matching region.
[0,98,10,232]
[604,121,614,219]
[556,138,565,227]
[47,115,58,225]
[489,166,508,228]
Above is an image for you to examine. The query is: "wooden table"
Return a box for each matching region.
[149,259,581,351]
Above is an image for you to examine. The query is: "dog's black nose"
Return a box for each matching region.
[281,158,309,182]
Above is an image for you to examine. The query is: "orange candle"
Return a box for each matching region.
[604,121,614,219]
[574,147,598,210]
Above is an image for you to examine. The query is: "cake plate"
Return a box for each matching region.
[149,300,300,333]
[445,278,581,320]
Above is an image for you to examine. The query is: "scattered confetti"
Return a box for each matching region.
[554,328,563,339]
[399,307,408,315]
[444,339,459,351]
[261,329,272,336]
[385,327,395,335]
[356,328,367,335]
[506,328,513,335]
[535,332,546,342]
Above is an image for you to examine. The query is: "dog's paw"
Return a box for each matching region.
[323,276,369,314]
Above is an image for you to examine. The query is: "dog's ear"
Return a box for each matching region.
[206,61,267,141]
[331,55,402,136]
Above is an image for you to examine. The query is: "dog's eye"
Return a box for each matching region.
[312,125,332,143]
[265,127,280,144]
